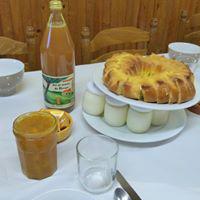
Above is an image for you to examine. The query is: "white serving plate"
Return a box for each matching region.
[31,189,95,200]
[83,109,187,144]
[93,63,200,110]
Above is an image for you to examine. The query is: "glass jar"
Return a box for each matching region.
[104,96,128,126]
[127,106,152,133]
[152,110,170,126]
[13,111,58,179]
[82,81,105,116]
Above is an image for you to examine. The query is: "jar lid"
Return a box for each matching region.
[130,105,152,113]
[106,96,127,107]
[13,111,58,139]
[87,81,105,96]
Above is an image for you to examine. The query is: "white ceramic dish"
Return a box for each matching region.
[0,58,24,96]
[168,42,200,71]
[168,42,200,55]
[93,63,200,110]
[31,189,95,200]
[83,109,187,143]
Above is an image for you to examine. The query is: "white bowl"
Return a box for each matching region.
[168,42,200,62]
[168,42,200,71]
[0,59,24,96]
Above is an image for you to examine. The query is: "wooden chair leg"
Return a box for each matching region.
[149,18,159,54]
[26,26,36,70]
[81,26,91,64]
[177,10,189,42]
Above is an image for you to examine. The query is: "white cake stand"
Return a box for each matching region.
[93,64,200,111]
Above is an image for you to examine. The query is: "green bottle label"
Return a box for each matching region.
[42,73,74,109]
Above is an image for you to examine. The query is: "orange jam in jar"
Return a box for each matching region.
[13,111,58,179]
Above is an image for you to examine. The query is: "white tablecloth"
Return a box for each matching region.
[0,63,200,200]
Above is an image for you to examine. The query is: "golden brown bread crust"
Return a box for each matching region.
[103,52,196,103]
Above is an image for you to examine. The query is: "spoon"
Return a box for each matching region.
[114,187,132,200]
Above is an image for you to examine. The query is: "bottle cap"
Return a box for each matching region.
[86,81,104,96]
[106,96,127,107]
[50,0,63,10]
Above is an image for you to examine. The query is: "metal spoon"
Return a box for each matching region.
[114,187,132,200]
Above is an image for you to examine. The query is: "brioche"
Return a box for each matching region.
[103,53,195,103]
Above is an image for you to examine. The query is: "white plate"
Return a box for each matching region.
[93,64,200,110]
[31,189,95,200]
[83,110,187,143]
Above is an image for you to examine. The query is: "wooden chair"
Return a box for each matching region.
[0,26,36,71]
[179,11,200,45]
[179,12,200,114]
[184,13,200,45]
[81,26,150,64]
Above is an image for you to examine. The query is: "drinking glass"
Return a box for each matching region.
[76,135,119,193]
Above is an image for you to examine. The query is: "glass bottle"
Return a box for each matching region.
[40,0,75,112]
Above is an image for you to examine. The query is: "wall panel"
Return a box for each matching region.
[0,0,199,67]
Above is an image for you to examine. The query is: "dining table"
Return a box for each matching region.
[0,61,200,200]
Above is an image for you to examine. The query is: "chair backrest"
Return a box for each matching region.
[0,26,36,71]
[188,13,200,31]
[184,30,200,45]
[81,26,150,64]
[180,13,200,45]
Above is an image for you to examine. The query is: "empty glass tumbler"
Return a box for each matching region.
[76,135,118,193]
